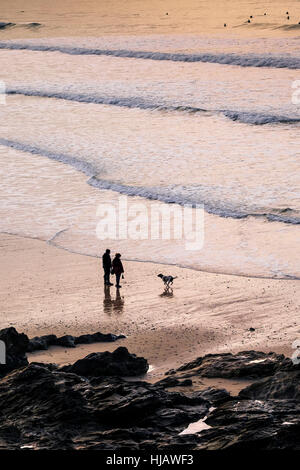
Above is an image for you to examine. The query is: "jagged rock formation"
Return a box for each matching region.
[61,347,149,377]
[0,327,300,450]
[0,361,212,450]
[168,350,293,379]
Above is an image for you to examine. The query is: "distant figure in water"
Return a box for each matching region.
[102,249,113,286]
[112,253,124,288]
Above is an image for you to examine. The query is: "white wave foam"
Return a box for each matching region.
[0,138,96,176]
[6,88,206,113]
[7,88,300,126]
[0,41,299,69]
[1,137,299,225]
[222,110,300,125]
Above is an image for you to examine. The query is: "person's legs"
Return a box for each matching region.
[115,273,121,287]
[104,268,111,285]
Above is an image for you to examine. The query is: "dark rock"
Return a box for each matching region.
[56,335,76,348]
[62,347,149,377]
[0,347,300,449]
[0,22,15,29]
[28,331,125,352]
[180,379,193,387]
[239,370,300,400]
[173,350,288,379]
[155,377,192,388]
[26,22,42,28]
[197,399,300,450]
[165,368,176,375]
[155,376,181,388]
[74,332,125,344]
[27,334,58,352]
[197,387,231,405]
[0,361,210,449]
[0,327,29,378]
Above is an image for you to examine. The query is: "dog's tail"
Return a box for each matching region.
[172,276,178,280]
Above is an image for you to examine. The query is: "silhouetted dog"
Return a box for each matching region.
[157,274,177,287]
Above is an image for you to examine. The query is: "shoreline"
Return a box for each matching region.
[1,232,299,381]
[3,229,300,282]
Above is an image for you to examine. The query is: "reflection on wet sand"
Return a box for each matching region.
[160,286,174,298]
[103,285,125,315]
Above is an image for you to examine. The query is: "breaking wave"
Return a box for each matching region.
[0,41,300,69]
[0,137,299,225]
[7,88,300,126]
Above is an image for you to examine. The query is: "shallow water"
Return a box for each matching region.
[0,0,299,278]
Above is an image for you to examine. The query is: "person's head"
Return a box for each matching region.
[105,249,110,254]
[115,253,121,258]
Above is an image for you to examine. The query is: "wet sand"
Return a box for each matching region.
[1,232,299,381]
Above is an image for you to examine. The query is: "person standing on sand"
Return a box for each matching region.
[112,253,124,288]
[102,249,113,286]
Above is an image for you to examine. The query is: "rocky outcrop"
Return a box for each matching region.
[27,331,125,352]
[0,338,299,450]
[0,327,29,378]
[193,398,300,450]
[159,350,300,450]
[1,352,300,450]
[239,370,300,400]
[169,350,291,379]
[61,347,149,377]
[0,326,125,379]
[0,362,211,450]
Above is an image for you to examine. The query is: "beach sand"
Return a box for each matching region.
[1,232,299,381]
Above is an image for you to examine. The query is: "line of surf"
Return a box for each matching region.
[7,88,300,126]
[6,88,207,114]
[0,41,299,69]
[1,137,299,225]
[2,230,298,281]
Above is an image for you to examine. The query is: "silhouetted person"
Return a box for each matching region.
[112,253,124,288]
[102,249,113,286]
